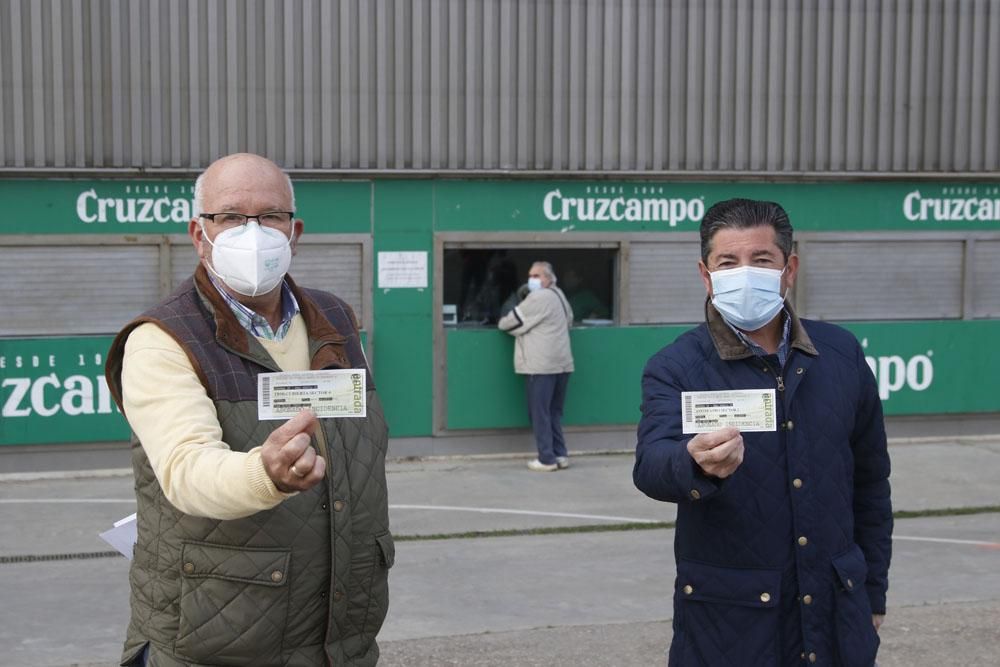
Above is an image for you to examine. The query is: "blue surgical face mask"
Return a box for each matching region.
[527,277,543,292]
[710,265,786,331]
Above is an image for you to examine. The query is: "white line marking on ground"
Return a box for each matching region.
[388,504,661,524]
[0,498,135,504]
[3,500,999,548]
[893,535,1000,548]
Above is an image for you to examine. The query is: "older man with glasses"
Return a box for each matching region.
[105,153,393,667]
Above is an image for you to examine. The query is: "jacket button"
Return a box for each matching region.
[689,489,701,500]
[333,590,344,602]
[808,653,817,663]
[796,367,804,375]
[759,592,771,603]
[792,478,803,489]
[322,502,328,510]
[846,578,854,590]
[182,562,195,574]
[683,585,694,595]
[270,570,283,583]
[786,420,795,431]
[797,536,808,547]
[802,594,813,605]
[333,500,346,512]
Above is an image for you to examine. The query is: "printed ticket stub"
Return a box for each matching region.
[681,389,776,434]
[258,370,366,420]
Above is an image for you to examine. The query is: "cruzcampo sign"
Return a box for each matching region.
[444,319,1000,431]
[434,181,1000,232]
[0,179,373,235]
[4,178,999,235]
[0,336,130,446]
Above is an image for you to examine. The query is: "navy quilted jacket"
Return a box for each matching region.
[634,302,892,667]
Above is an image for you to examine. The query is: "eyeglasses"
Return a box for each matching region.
[199,211,294,229]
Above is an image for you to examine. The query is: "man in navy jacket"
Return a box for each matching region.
[634,199,892,666]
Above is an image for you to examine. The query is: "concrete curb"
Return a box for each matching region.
[0,468,134,483]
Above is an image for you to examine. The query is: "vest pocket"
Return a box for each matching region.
[831,544,880,666]
[345,531,395,652]
[175,541,291,666]
[671,559,782,666]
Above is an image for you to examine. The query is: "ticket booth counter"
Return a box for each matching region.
[431,232,701,435]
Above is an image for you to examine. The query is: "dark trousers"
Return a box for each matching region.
[526,373,570,464]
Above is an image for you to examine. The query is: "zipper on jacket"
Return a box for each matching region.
[761,360,785,392]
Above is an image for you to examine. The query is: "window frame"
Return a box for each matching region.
[432,232,627,435]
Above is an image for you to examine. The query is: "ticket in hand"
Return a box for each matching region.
[258,369,366,420]
[681,389,777,434]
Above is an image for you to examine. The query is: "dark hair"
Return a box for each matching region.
[699,198,794,263]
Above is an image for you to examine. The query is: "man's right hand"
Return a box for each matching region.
[686,426,744,479]
[261,409,326,493]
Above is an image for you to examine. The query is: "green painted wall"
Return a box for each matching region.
[370,181,435,437]
[0,179,372,234]
[0,332,371,446]
[2,177,998,446]
[445,320,1000,431]
[4,178,997,236]
[0,336,128,445]
[446,327,686,429]
[434,180,1000,232]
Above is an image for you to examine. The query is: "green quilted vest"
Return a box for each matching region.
[106,266,393,667]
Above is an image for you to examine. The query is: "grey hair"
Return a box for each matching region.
[699,198,794,263]
[192,167,296,217]
[532,261,557,285]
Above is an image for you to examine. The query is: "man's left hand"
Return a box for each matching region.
[873,614,884,632]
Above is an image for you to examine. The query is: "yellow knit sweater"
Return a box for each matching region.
[120,317,312,519]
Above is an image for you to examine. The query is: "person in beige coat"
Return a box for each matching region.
[498,261,575,471]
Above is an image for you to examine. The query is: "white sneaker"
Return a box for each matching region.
[527,459,558,472]
[556,456,570,470]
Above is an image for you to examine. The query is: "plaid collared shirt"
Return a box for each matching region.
[208,274,300,341]
[728,309,793,368]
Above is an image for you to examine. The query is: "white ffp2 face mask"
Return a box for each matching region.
[527,278,543,292]
[202,221,292,297]
[710,265,786,331]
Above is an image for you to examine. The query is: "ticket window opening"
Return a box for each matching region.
[442,247,616,326]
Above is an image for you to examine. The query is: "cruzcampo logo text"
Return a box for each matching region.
[76,184,194,224]
[903,186,1000,223]
[862,338,934,401]
[1,352,115,418]
[543,186,706,227]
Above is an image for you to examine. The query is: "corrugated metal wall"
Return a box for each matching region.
[1,0,998,172]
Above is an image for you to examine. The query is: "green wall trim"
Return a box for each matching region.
[0,336,127,445]
[0,179,373,234]
[4,177,999,445]
[446,326,687,430]
[371,181,435,437]
[445,320,1000,432]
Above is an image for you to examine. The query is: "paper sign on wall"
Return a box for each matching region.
[378,251,428,289]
